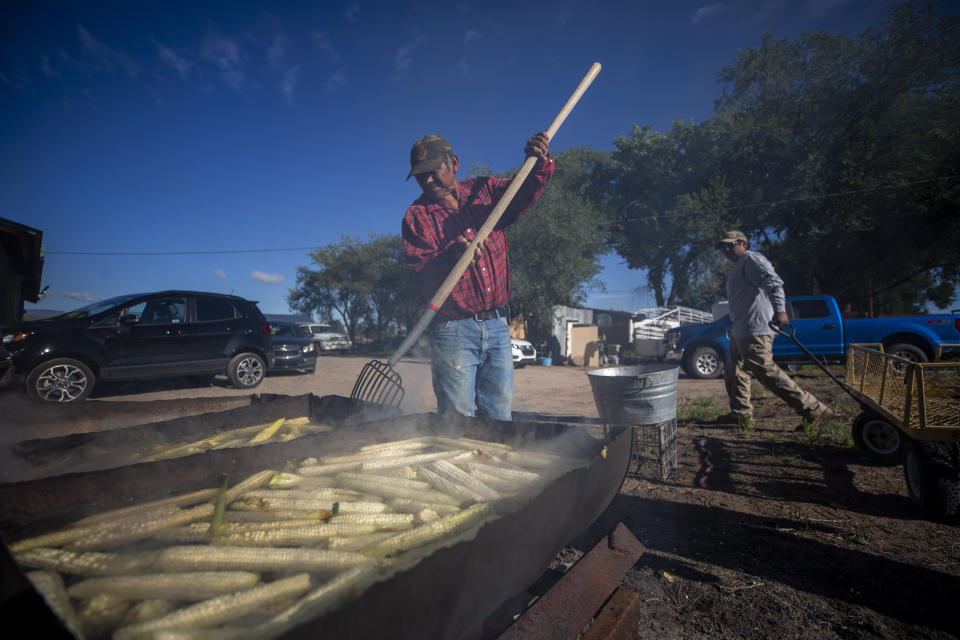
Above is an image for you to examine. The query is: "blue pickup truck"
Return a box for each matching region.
[666,295,960,379]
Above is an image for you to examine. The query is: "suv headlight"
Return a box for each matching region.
[303,343,316,353]
[3,331,30,344]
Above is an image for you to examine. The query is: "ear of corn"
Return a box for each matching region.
[359,438,429,453]
[318,448,409,465]
[334,472,461,505]
[67,504,215,552]
[231,496,386,513]
[223,470,276,504]
[386,498,461,516]
[367,503,492,557]
[468,470,524,495]
[212,523,378,547]
[14,548,159,576]
[296,460,364,476]
[326,532,395,552]
[66,572,261,601]
[416,465,482,503]
[112,573,313,640]
[359,450,461,472]
[221,509,333,522]
[242,488,362,501]
[429,459,501,501]
[335,471,431,492]
[71,489,219,528]
[248,417,286,445]
[327,513,415,531]
[465,461,540,483]
[26,570,85,639]
[157,546,376,573]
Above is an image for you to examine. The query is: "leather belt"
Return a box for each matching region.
[471,306,506,321]
[438,306,507,322]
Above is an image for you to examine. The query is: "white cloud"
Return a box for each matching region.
[325,69,347,92]
[267,32,289,66]
[391,34,426,81]
[77,24,140,78]
[213,269,227,279]
[252,270,284,284]
[53,291,102,302]
[280,65,299,104]
[202,32,245,91]
[155,41,193,79]
[464,30,481,46]
[456,60,469,76]
[310,31,342,63]
[691,3,724,24]
[40,55,62,79]
[344,1,360,23]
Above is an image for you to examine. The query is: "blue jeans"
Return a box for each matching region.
[427,315,514,421]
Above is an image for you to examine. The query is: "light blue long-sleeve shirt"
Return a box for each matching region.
[725,250,786,338]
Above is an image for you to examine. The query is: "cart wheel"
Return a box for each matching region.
[902,438,960,519]
[852,411,902,465]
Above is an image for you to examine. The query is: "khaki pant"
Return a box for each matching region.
[724,334,823,419]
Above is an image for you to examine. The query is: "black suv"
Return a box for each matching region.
[1,290,274,403]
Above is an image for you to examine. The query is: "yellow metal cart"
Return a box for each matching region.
[846,343,960,517]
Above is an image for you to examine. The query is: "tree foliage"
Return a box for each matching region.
[603,1,960,315]
[505,147,611,340]
[287,234,412,343]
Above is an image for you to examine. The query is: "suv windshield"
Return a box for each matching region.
[56,293,143,319]
[311,325,333,334]
[271,323,300,337]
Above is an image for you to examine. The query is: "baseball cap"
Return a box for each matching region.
[407,135,453,180]
[715,230,748,249]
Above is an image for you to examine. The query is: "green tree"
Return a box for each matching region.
[287,236,375,344]
[712,1,960,314]
[506,148,612,340]
[604,2,960,315]
[605,120,730,308]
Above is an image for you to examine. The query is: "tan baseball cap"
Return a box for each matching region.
[715,230,748,249]
[407,135,453,180]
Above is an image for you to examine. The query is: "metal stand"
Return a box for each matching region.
[629,418,678,480]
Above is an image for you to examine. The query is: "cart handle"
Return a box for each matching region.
[768,320,865,407]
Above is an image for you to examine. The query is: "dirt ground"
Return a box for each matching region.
[3,356,959,638]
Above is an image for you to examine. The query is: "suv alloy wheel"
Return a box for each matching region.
[228,353,266,388]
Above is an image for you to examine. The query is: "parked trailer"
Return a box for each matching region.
[845,344,960,518]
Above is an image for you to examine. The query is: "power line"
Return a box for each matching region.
[46,246,324,256]
[42,174,959,255]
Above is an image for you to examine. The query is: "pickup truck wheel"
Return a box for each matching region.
[851,411,902,465]
[683,345,723,379]
[902,438,960,519]
[26,358,95,403]
[227,353,266,389]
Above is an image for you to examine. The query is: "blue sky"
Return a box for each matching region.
[4,0,947,318]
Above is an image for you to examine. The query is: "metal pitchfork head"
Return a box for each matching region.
[351,359,404,408]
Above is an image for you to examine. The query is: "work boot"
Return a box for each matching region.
[795,406,836,432]
[716,412,754,430]
[715,412,751,424]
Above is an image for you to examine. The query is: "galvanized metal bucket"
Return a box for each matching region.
[586,363,679,425]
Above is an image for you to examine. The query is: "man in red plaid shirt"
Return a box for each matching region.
[402,132,553,420]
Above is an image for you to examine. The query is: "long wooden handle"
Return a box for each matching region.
[389,62,602,366]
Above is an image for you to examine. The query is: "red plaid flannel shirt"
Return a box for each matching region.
[402,157,554,319]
